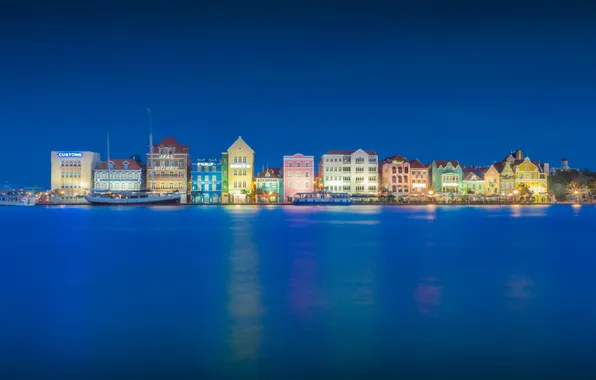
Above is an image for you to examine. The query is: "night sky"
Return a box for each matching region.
[2,0,595,188]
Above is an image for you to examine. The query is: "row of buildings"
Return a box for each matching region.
[50,137,555,204]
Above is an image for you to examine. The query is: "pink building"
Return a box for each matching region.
[283,153,314,202]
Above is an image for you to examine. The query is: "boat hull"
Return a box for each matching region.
[293,199,351,205]
[84,194,181,205]
[0,196,37,206]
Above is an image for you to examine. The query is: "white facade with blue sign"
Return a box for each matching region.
[51,151,101,199]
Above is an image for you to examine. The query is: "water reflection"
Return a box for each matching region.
[415,277,442,316]
[405,205,437,220]
[506,275,534,311]
[289,247,319,321]
[227,222,263,360]
[509,205,549,218]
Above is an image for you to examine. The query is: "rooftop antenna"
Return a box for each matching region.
[147,108,155,192]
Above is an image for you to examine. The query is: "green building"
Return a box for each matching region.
[255,168,283,203]
[431,160,463,194]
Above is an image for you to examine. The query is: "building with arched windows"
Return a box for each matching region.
[94,159,142,191]
[146,137,190,203]
[380,154,411,194]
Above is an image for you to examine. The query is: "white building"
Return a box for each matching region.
[321,149,379,194]
[51,151,101,199]
[94,159,143,191]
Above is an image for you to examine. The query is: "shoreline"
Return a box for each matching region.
[41,202,592,207]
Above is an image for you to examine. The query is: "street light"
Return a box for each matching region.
[428,190,434,196]
[513,189,519,195]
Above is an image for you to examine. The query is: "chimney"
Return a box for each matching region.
[515,150,524,160]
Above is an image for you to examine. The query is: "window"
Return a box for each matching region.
[243,156,247,163]
[243,169,247,176]
[355,157,364,164]
[356,167,364,172]
[234,157,237,163]
[404,175,408,182]
[296,171,301,177]
[368,186,376,191]
[169,161,174,167]
[398,167,402,174]
[169,183,174,189]
[392,166,396,174]
[369,176,376,181]
[234,169,237,175]
[108,161,114,169]
[297,162,301,168]
[305,181,309,188]
[404,167,409,174]
[392,176,396,184]
[234,181,238,188]
[289,162,293,167]
[288,171,292,177]
[392,185,396,192]
[305,172,309,177]
[243,181,246,188]
[179,183,184,189]
[369,166,377,172]
[305,162,309,168]
[212,175,216,181]
[179,160,183,168]
[289,180,293,187]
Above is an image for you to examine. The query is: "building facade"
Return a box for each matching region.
[514,157,549,203]
[462,170,485,194]
[409,159,431,194]
[146,137,190,203]
[256,168,283,203]
[431,160,463,194]
[224,137,255,203]
[380,154,411,194]
[51,151,101,199]
[283,153,314,202]
[93,159,142,191]
[321,149,379,194]
[191,158,222,203]
[483,165,501,196]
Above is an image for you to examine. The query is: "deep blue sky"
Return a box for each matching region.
[2,0,595,187]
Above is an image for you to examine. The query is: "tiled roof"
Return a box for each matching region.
[155,137,189,152]
[381,154,408,164]
[257,168,282,178]
[463,171,483,181]
[409,159,430,169]
[433,160,460,168]
[97,159,141,170]
[492,162,505,173]
[325,149,377,156]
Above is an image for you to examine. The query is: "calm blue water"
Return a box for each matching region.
[1,205,596,379]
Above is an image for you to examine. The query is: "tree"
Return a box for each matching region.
[517,183,533,198]
[465,188,475,195]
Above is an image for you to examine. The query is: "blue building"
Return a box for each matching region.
[191,158,222,203]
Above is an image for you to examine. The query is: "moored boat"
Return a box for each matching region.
[84,190,181,205]
[293,191,351,205]
[0,192,37,207]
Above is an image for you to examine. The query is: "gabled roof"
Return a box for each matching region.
[257,168,282,178]
[155,137,188,152]
[381,154,408,164]
[492,162,505,173]
[433,160,460,168]
[97,159,141,170]
[463,171,483,181]
[227,136,255,153]
[409,159,430,169]
[325,149,377,156]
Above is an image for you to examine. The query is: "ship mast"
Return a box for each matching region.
[107,132,111,191]
[147,108,155,191]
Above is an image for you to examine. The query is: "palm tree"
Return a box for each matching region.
[241,188,252,203]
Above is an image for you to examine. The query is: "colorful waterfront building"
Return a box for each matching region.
[380,154,411,194]
[462,169,485,194]
[283,153,315,202]
[223,136,255,203]
[497,150,549,202]
[146,137,190,203]
[409,159,431,194]
[50,151,101,199]
[256,168,283,203]
[482,164,501,196]
[321,149,379,194]
[431,160,463,194]
[93,159,143,191]
[191,158,222,203]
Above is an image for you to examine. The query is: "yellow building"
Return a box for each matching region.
[483,165,500,196]
[514,157,549,203]
[224,136,255,203]
[50,151,101,200]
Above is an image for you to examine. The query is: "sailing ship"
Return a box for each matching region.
[85,109,182,206]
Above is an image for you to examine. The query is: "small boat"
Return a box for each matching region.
[0,192,37,207]
[84,190,181,205]
[293,191,351,205]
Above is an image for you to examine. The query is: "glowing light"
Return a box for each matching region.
[513,189,519,195]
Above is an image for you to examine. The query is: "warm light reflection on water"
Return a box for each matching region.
[227,223,263,360]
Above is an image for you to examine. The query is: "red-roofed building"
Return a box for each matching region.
[94,159,143,191]
[380,154,413,194]
[321,149,379,194]
[256,167,283,203]
[147,137,191,203]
